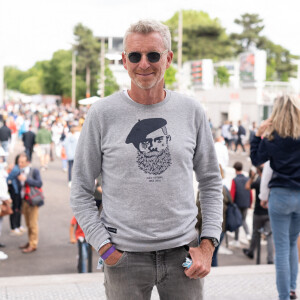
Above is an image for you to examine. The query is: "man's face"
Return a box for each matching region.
[18,156,29,169]
[122,32,173,90]
[138,128,170,157]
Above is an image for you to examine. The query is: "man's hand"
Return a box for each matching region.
[98,243,123,266]
[17,174,26,182]
[184,239,214,279]
[260,200,268,209]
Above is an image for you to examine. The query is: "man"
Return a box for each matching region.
[234,120,246,152]
[35,123,52,170]
[17,153,43,253]
[22,125,36,162]
[0,121,11,158]
[71,20,223,300]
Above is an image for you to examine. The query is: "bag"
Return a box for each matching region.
[0,200,13,217]
[226,202,243,232]
[24,185,44,207]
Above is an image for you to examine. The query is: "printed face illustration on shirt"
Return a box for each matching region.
[126,118,172,175]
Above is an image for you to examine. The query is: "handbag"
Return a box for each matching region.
[226,202,243,232]
[0,200,13,217]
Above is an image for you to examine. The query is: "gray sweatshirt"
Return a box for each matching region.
[70,90,223,252]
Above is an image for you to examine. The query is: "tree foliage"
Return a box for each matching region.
[164,10,234,63]
[231,13,299,81]
[4,23,119,102]
[164,65,177,88]
[215,66,230,86]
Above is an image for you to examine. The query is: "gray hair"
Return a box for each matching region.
[123,19,171,51]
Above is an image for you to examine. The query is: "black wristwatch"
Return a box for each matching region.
[201,237,219,247]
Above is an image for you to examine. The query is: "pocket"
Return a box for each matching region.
[104,251,127,268]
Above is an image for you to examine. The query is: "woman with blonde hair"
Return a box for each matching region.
[250,94,300,300]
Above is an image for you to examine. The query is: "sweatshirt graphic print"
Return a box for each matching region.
[126,118,172,175]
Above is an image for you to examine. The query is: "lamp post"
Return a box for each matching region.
[71,49,77,108]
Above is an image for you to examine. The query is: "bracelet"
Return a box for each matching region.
[101,245,116,260]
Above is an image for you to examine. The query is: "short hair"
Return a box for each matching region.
[266,94,300,140]
[233,162,243,171]
[17,152,29,164]
[123,19,171,51]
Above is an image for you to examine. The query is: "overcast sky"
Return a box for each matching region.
[0,0,299,70]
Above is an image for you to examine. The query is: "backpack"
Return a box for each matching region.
[226,202,243,232]
[224,186,242,232]
[24,168,44,207]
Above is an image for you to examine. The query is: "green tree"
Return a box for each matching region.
[4,67,27,90]
[19,76,42,94]
[231,13,299,81]
[164,65,177,88]
[73,23,100,97]
[42,50,72,96]
[164,10,234,63]
[215,66,230,86]
[230,13,264,52]
[103,65,119,97]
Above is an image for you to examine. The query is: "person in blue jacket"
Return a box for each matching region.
[250,94,300,300]
[7,154,23,235]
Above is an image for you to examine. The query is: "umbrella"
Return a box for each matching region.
[78,96,100,105]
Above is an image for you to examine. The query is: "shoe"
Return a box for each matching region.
[229,240,241,248]
[19,243,29,249]
[0,251,8,260]
[290,291,297,299]
[0,243,5,248]
[68,181,72,188]
[243,248,254,259]
[10,229,23,236]
[267,261,274,264]
[18,226,27,233]
[22,246,37,253]
[246,234,252,241]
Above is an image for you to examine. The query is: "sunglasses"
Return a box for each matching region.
[124,50,168,63]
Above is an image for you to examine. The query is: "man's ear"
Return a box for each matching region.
[122,52,128,71]
[166,51,174,69]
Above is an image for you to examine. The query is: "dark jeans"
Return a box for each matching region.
[25,147,33,161]
[104,238,204,300]
[234,137,245,152]
[248,214,274,263]
[77,240,92,273]
[8,185,22,230]
[68,160,74,182]
[211,231,225,267]
[235,207,249,240]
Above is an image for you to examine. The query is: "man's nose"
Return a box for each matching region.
[139,54,150,69]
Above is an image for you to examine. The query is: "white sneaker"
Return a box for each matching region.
[0,251,8,260]
[18,226,27,233]
[229,240,241,248]
[68,181,72,188]
[247,234,252,241]
[218,246,233,255]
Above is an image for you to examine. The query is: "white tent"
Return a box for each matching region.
[78,96,101,105]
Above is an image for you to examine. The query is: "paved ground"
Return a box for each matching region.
[0,140,282,299]
[0,264,287,299]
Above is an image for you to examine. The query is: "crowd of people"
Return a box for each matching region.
[0,19,300,300]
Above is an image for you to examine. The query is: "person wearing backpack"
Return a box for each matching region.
[17,153,43,253]
[230,161,252,247]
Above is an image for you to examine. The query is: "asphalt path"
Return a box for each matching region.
[0,141,268,277]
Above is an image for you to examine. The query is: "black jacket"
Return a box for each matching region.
[22,131,36,149]
[0,125,11,142]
